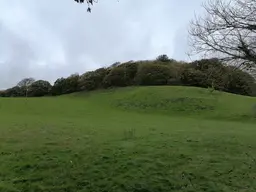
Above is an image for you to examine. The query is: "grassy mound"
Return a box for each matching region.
[73,86,256,121]
[0,86,256,192]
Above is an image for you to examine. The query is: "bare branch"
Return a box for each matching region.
[74,0,99,12]
[189,0,256,69]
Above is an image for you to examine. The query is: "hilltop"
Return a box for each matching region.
[1,57,256,99]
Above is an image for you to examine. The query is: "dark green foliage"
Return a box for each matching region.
[65,73,80,93]
[190,58,224,71]
[190,58,227,90]
[78,72,95,91]
[27,80,52,97]
[103,62,139,87]
[180,67,208,87]
[103,67,127,87]
[1,86,26,97]
[180,59,255,96]
[52,74,80,96]
[224,67,256,96]
[79,68,109,91]
[1,58,255,97]
[156,54,172,62]
[118,62,139,85]
[51,78,66,96]
[136,63,172,85]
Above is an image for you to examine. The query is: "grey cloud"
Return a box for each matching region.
[0,0,205,89]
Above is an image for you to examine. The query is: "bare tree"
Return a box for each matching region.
[189,0,256,71]
[17,78,35,97]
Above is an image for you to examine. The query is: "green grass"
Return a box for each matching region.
[0,86,255,192]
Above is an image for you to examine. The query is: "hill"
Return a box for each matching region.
[71,86,256,121]
[1,58,256,99]
[0,86,255,192]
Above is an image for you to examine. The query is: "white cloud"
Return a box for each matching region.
[0,0,205,89]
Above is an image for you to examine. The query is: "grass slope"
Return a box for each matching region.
[0,86,255,192]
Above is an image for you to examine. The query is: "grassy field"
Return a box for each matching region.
[0,86,256,192]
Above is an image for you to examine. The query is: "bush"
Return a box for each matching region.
[180,60,255,96]
[103,62,139,88]
[2,86,26,97]
[156,54,172,62]
[79,68,109,91]
[166,62,187,86]
[136,63,172,85]
[27,80,52,97]
[65,73,80,93]
[189,58,227,90]
[1,57,254,97]
[190,58,224,71]
[180,67,208,87]
[223,67,255,96]
[51,78,66,96]
[103,67,127,88]
[118,62,139,85]
[51,74,80,95]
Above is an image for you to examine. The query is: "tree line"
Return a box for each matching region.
[0,55,255,98]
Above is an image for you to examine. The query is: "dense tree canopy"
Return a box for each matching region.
[27,80,52,97]
[1,57,255,97]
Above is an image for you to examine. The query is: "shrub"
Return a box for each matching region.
[51,78,66,96]
[189,58,227,90]
[136,63,172,85]
[166,62,187,86]
[103,67,127,88]
[65,73,80,93]
[223,67,255,96]
[27,80,52,97]
[190,58,224,71]
[51,74,80,95]
[180,67,208,87]
[156,54,171,62]
[79,68,109,91]
[103,62,139,88]
[118,62,139,85]
[2,86,26,97]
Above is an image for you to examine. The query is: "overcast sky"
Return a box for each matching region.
[0,0,205,89]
